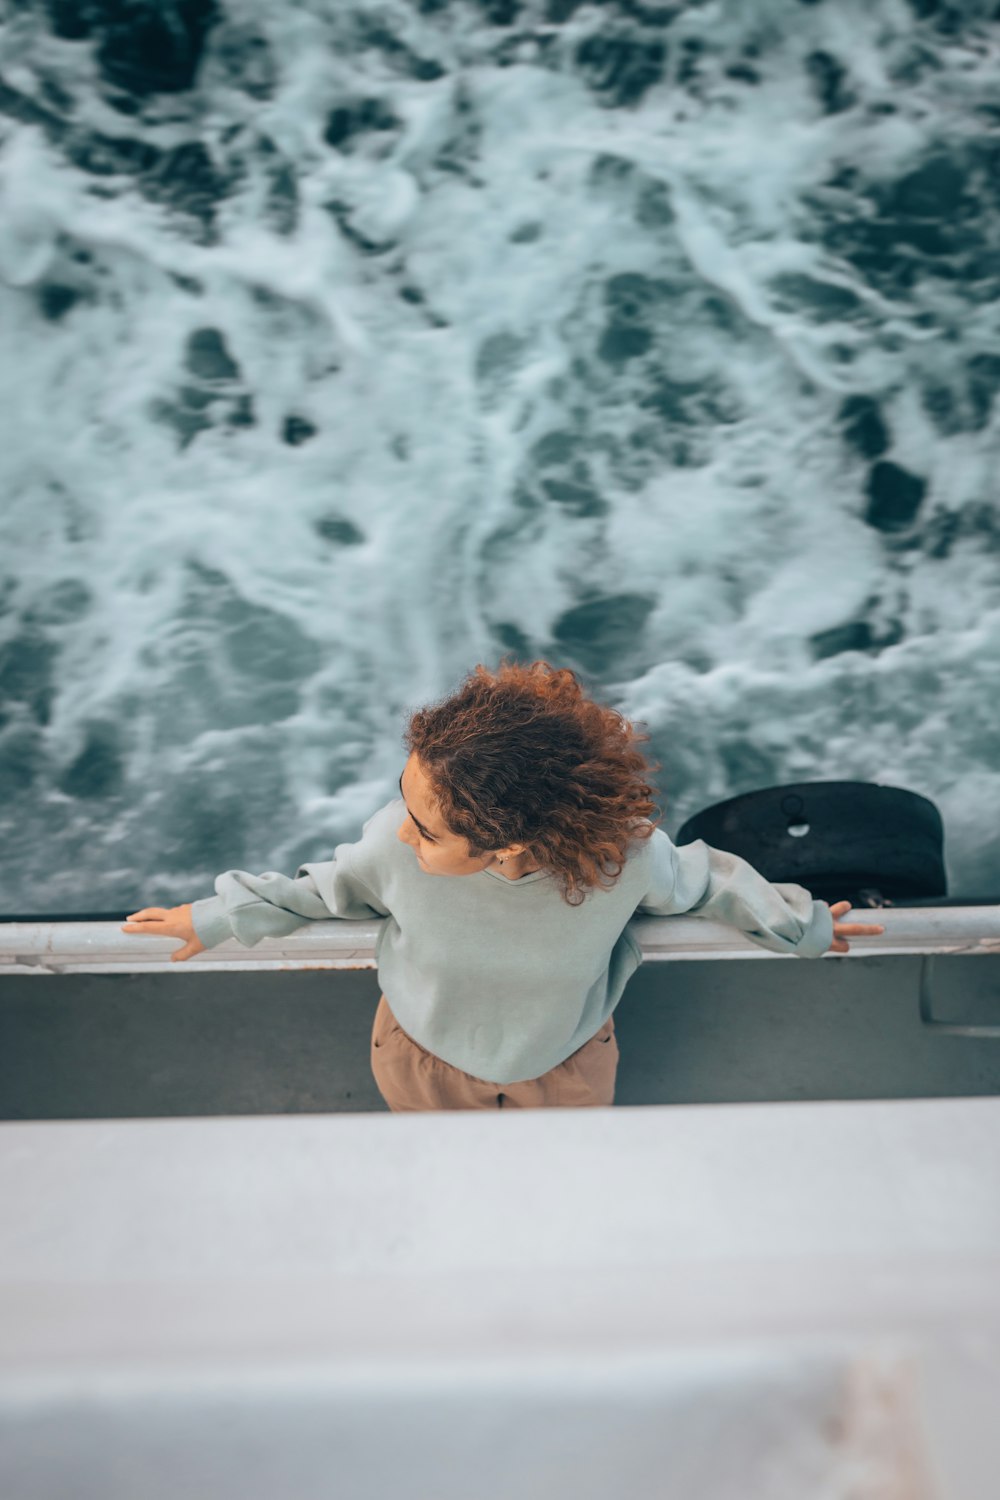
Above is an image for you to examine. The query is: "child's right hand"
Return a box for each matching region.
[121,903,207,962]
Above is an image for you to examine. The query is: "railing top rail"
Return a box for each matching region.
[0,907,997,974]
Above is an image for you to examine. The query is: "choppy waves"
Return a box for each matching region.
[1,0,998,909]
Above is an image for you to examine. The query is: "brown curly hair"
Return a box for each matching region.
[403,659,662,905]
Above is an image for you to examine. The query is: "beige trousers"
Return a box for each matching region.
[370,993,619,1111]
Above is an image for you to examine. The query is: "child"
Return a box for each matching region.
[122,660,883,1110]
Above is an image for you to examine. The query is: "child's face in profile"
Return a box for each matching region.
[396,753,525,878]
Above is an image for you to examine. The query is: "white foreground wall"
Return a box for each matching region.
[1,1099,999,1499]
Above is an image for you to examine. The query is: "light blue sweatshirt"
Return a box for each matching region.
[190,798,833,1084]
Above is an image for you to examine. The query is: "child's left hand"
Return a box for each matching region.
[828,900,885,953]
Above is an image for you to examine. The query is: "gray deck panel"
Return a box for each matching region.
[2,954,998,1119]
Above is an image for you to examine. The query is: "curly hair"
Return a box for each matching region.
[403,659,662,905]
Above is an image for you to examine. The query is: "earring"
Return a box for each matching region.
[498,856,506,865]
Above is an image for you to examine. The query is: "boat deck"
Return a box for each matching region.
[2,908,999,1117]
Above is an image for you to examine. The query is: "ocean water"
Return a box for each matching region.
[1,0,998,914]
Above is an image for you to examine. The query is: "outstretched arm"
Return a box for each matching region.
[121,852,389,961]
[121,800,396,961]
[637,832,883,956]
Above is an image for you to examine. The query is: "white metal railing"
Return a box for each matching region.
[0,907,997,975]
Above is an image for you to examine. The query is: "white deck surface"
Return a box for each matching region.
[2,1098,999,1498]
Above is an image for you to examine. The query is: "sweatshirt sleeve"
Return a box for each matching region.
[636,830,833,958]
[189,811,391,951]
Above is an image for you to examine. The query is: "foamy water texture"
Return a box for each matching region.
[1,0,999,911]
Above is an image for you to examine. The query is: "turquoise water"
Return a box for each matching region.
[1,0,998,912]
